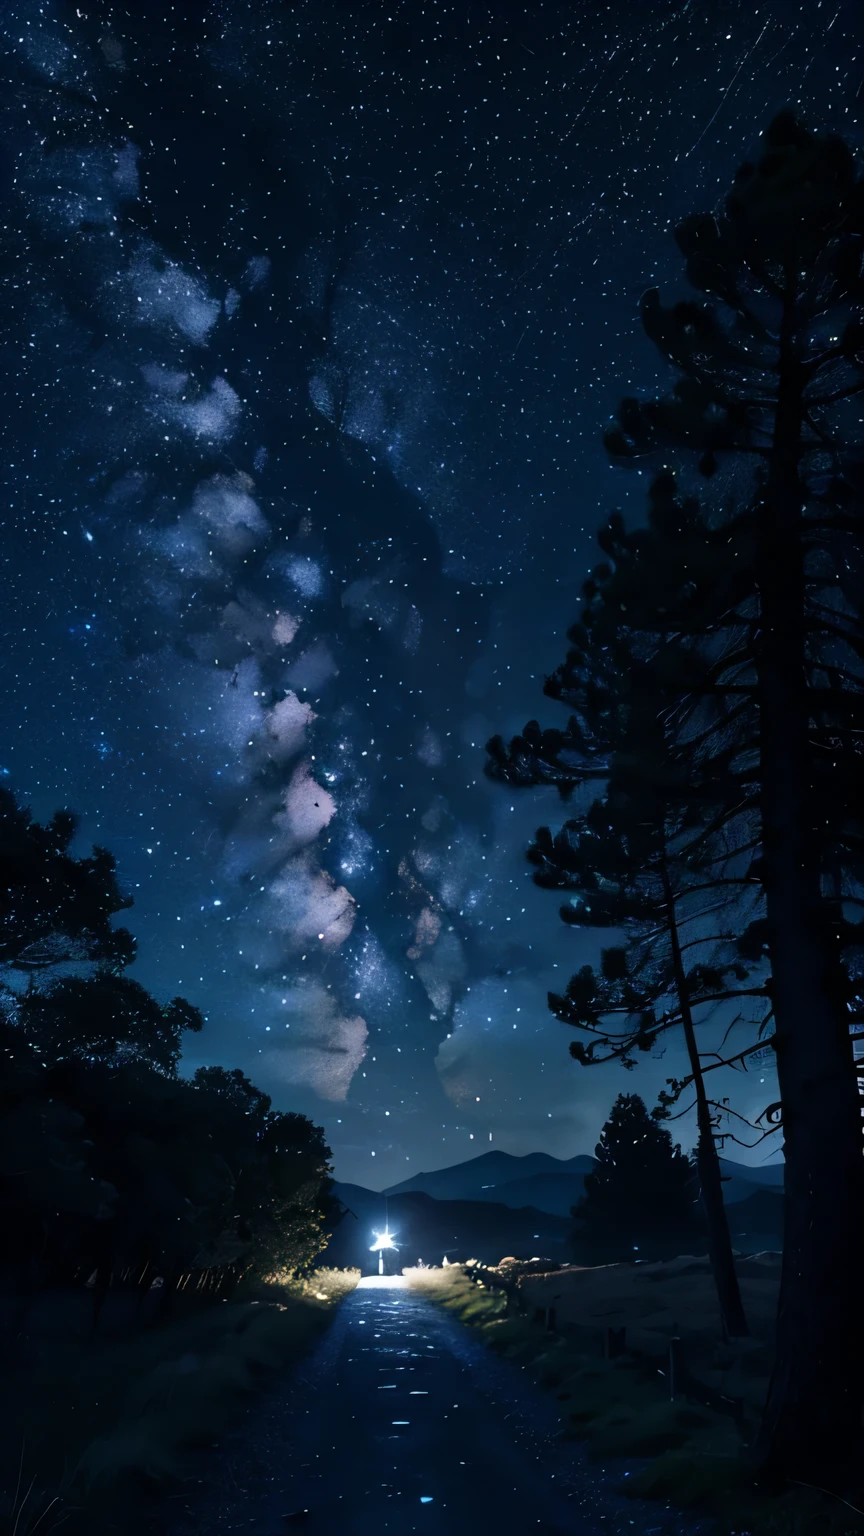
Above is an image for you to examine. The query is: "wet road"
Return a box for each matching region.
[167,1278,710,1536]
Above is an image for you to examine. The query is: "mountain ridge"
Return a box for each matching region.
[326,1180,572,1269]
[324,1176,785,1271]
[376,1148,784,1217]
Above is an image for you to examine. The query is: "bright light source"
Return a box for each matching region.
[370,1229,397,1251]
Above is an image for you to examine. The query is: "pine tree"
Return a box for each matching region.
[575,1093,699,1261]
[492,491,760,1336]
[491,112,864,1488]
[537,801,762,1337]
[597,112,864,1490]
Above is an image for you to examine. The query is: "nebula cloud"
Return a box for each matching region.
[259,981,368,1102]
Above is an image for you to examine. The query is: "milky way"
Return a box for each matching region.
[1,0,860,1186]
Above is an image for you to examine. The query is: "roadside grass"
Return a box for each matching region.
[286,1265,361,1304]
[403,1265,864,1536]
[0,1268,360,1536]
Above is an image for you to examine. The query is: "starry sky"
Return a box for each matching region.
[1,0,860,1189]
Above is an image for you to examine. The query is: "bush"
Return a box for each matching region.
[1,1284,356,1536]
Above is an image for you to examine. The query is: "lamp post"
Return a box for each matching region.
[370,1229,398,1276]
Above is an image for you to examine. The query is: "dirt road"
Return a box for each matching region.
[166,1277,710,1536]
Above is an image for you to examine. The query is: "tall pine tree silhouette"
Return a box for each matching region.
[491,112,864,1489]
[575,1093,699,1261]
[600,113,864,1491]
[554,475,791,1333]
[491,481,762,1337]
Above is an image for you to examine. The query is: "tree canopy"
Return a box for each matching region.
[0,786,135,976]
[491,110,864,1488]
[573,1093,701,1262]
[0,788,334,1303]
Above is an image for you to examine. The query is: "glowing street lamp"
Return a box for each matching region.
[370,1228,398,1276]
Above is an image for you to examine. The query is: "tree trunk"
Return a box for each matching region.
[751,299,864,1489]
[661,857,750,1340]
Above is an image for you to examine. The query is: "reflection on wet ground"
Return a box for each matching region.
[166,1277,712,1535]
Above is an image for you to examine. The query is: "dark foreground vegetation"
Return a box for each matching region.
[408,1262,864,1536]
[0,786,353,1533]
[0,1269,358,1536]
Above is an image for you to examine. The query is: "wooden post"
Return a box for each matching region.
[604,1325,626,1359]
[669,1325,681,1401]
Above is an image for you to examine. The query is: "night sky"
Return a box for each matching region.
[2,0,860,1189]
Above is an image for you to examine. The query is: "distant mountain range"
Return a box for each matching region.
[725,1187,785,1247]
[384,1149,594,1205]
[321,1149,785,1272]
[379,1148,784,1218]
[325,1181,572,1270]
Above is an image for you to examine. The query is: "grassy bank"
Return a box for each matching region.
[403,1264,864,1536]
[0,1268,359,1536]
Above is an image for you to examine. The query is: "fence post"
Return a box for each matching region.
[669,1325,681,1401]
[603,1326,626,1359]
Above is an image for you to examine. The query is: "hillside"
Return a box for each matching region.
[326,1182,571,1270]
[380,1149,784,1218]
[724,1187,784,1250]
[718,1158,784,1203]
[320,1151,787,1272]
[383,1149,595,1205]
[469,1168,593,1217]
